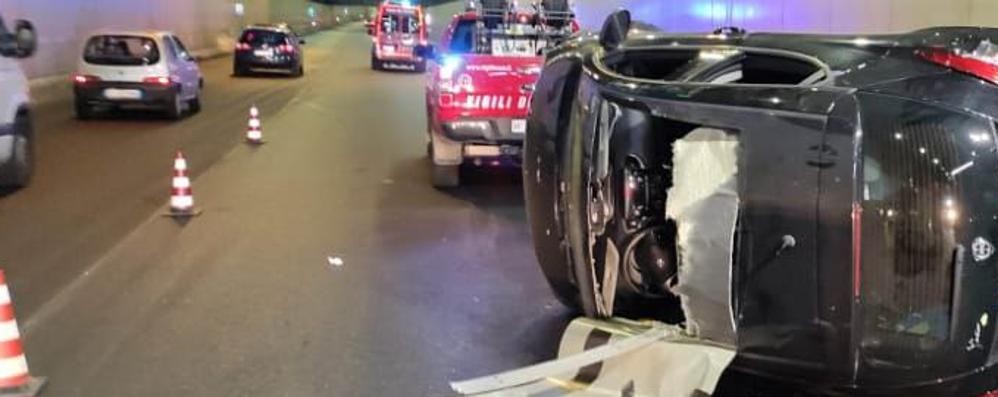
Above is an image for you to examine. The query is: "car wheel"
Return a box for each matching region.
[431,163,460,188]
[414,60,427,73]
[188,91,202,114]
[74,98,93,120]
[2,112,33,188]
[166,90,184,120]
[294,65,304,77]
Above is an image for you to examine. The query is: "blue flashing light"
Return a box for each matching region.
[440,55,463,79]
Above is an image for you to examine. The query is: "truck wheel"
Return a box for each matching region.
[166,90,184,120]
[371,50,382,71]
[431,164,460,188]
[74,98,93,120]
[2,112,33,188]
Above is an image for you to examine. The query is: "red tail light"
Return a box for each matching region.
[72,74,100,85]
[235,42,251,51]
[278,44,295,54]
[980,390,998,397]
[918,40,998,84]
[142,76,173,86]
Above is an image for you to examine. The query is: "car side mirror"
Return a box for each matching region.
[599,10,631,51]
[299,39,306,45]
[0,20,36,59]
[415,44,437,61]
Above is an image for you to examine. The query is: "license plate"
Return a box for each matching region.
[511,119,527,134]
[104,89,142,100]
[382,45,396,54]
[254,49,272,57]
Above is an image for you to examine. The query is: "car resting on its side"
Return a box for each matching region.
[524,10,998,396]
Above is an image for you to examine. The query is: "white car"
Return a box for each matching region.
[72,31,203,120]
[0,18,37,188]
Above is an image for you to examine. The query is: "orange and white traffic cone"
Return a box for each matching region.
[246,106,264,144]
[0,271,46,396]
[167,151,201,217]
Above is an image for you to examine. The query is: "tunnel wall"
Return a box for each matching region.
[0,0,371,79]
[574,0,998,33]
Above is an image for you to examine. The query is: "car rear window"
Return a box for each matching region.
[240,29,288,46]
[84,35,160,66]
[449,20,544,56]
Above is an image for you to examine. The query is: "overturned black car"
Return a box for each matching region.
[524,10,998,396]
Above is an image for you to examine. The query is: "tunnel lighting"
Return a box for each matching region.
[234,3,245,16]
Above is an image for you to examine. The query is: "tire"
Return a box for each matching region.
[1,112,33,188]
[371,49,382,71]
[74,98,93,120]
[293,64,304,77]
[188,94,201,114]
[188,84,202,114]
[431,163,460,188]
[414,60,426,73]
[166,89,184,120]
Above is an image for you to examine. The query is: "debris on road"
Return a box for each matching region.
[450,318,735,397]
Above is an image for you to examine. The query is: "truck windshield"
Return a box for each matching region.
[84,35,160,66]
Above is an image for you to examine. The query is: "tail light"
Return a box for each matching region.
[142,76,174,86]
[918,40,998,84]
[72,74,100,85]
[235,42,251,51]
[981,390,998,397]
[278,44,295,54]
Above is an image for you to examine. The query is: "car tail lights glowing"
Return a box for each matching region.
[235,42,251,51]
[980,390,998,397]
[278,44,295,54]
[918,40,998,85]
[142,76,173,86]
[72,74,100,85]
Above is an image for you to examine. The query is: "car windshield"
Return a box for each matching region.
[84,35,160,66]
[240,29,288,47]
[381,11,419,34]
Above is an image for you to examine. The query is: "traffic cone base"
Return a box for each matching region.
[0,376,46,397]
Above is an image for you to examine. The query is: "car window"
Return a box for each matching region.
[700,53,825,85]
[84,35,160,66]
[163,36,178,61]
[381,11,419,34]
[449,20,474,53]
[172,36,192,61]
[239,29,288,47]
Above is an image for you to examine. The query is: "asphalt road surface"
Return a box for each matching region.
[0,3,577,395]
